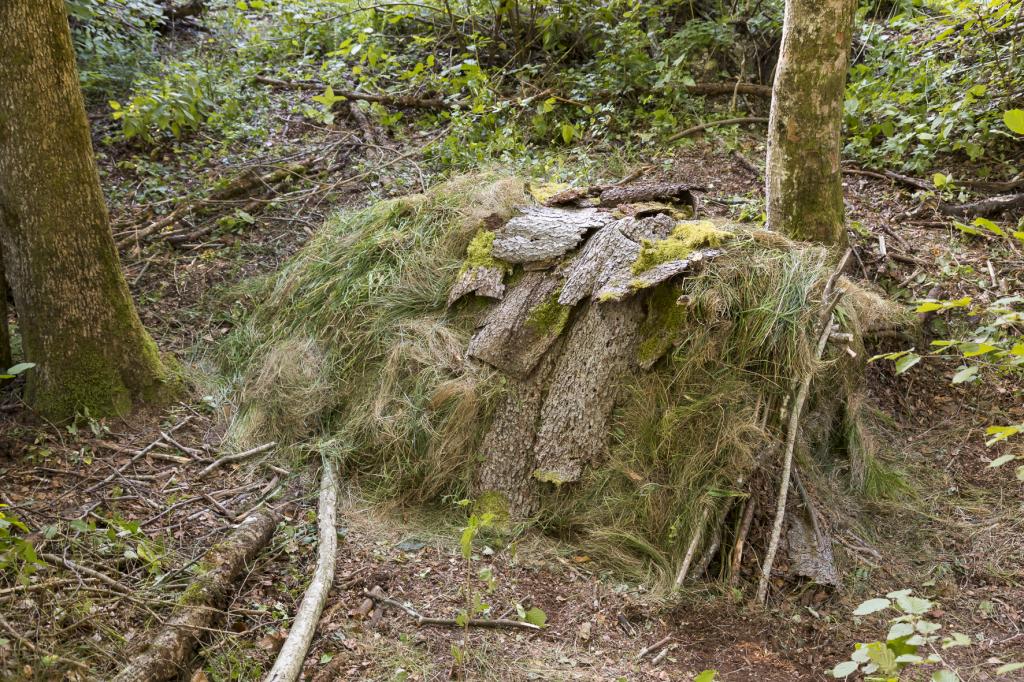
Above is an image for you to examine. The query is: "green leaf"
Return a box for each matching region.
[887,622,914,641]
[985,424,1023,446]
[5,363,34,375]
[941,632,971,648]
[988,454,1016,468]
[895,353,922,374]
[952,221,985,237]
[1016,465,1024,482]
[932,670,959,682]
[694,671,719,682]
[895,594,934,615]
[1004,109,1024,135]
[997,662,1024,674]
[830,660,858,678]
[319,653,333,664]
[951,366,978,384]
[932,172,948,187]
[973,217,1004,236]
[853,597,891,616]
[560,123,576,144]
[524,607,547,628]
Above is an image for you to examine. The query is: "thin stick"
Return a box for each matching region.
[755,249,851,605]
[668,116,769,142]
[84,417,192,493]
[636,634,673,661]
[197,442,276,479]
[729,499,756,585]
[0,613,90,672]
[673,507,709,588]
[39,553,129,595]
[362,590,541,632]
[265,460,338,682]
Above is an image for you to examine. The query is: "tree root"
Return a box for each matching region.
[362,589,542,632]
[113,510,278,682]
[265,460,338,682]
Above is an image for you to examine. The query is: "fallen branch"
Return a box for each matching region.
[755,249,851,605]
[113,510,279,682]
[685,82,772,98]
[668,116,769,142]
[197,442,276,479]
[85,417,192,493]
[40,552,130,594]
[0,613,89,673]
[362,589,541,631]
[636,634,673,661]
[254,75,448,110]
[265,460,338,682]
[938,192,1024,219]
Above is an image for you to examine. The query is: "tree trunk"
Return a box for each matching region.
[0,248,11,371]
[0,0,174,419]
[764,0,856,246]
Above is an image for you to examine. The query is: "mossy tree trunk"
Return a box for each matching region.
[0,0,174,419]
[0,250,11,371]
[765,0,856,246]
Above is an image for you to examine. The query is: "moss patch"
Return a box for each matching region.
[460,229,509,274]
[526,292,572,336]
[473,490,511,531]
[632,220,734,275]
[533,469,567,485]
[636,285,689,367]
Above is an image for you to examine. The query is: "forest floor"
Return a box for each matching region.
[3,25,1024,682]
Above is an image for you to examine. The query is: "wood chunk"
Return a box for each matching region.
[531,300,644,484]
[447,265,506,306]
[786,500,840,587]
[609,248,722,300]
[491,206,613,263]
[472,339,563,517]
[467,271,567,379]
[597,182,698,208]
[558,215,676,305]
[543,186,600,207]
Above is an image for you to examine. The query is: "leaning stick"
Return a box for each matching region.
[673,507,709,588]
[755,250,851,605]
[197,442,276,479]
[668,116,769,142]
[265,460,338,682]
[362,590,541,632]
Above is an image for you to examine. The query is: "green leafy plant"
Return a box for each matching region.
[0,505,41,583]
[830,589,966,681]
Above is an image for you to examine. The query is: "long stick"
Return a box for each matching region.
[362,590,541,632]
[197,442,276,479]
[673,507,709,588]
[755,250,850,605]
[265,460,338,682]
[668,116,769,142]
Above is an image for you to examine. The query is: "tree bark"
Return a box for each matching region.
[0,0,174,419]
[764,0,856,246]
[0,248,11,371]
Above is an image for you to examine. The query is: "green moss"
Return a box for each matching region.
[631,220,734,275]
[533,469,567,485]
[473,491,511,530]
[636,285,689,367]
[526,293,571,336]
[460,229,509,274]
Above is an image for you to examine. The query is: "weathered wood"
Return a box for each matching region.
[447,265,506,306]
[491,206,612,264]
[472,339,563,516]
[467,271,568,379]
[113,511,279,682]
[558,215,675,306]
[786,501,839,587]
[625,248,720,294]
[531,299,644,484]
[597,182,697,208]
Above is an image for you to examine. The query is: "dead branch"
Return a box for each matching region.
[85,417,192,493]
[0,613,90,673]
[265,460,338,682]
[729,498,756,585]
[938,192,1024,218]
[755,249,851,605]
[668,116,769,142]
[685,82,772,98]
[254,75,448,110]
[40,552,130,594]
[197,442,276,479]
[362,589,542,631]
[113,510,279,682]
[673,507,709,588]
[636,634,674,661]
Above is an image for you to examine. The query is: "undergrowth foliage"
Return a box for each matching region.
[222,175,910,584]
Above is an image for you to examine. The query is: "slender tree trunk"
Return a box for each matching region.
[0,250,11,371]
[765,0,856,246]
[0,0,174,419]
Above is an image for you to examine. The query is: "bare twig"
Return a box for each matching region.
[39,552,129,594]
[362,589,541,631]
[669,116,769,142]
[0,613,90,672]
[197,442,276,479]
[636,634,673,661]
[755,249,851,605]
[265,460,338,682]
[85,417,192,493]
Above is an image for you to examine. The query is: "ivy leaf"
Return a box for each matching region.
[988,454,1016,468]
[524,607,547,628]
[853,598,891,616]
[931,670,959,682]
[951,366,978,384]
[894,353,922,374]
[1004,109,1024,135]
[830,661,858,678]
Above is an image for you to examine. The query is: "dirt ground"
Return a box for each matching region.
[1,128,1023,681]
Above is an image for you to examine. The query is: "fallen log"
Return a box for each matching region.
[938,192,1024,219]
[113,511,279,682]
[265,461,338,682]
